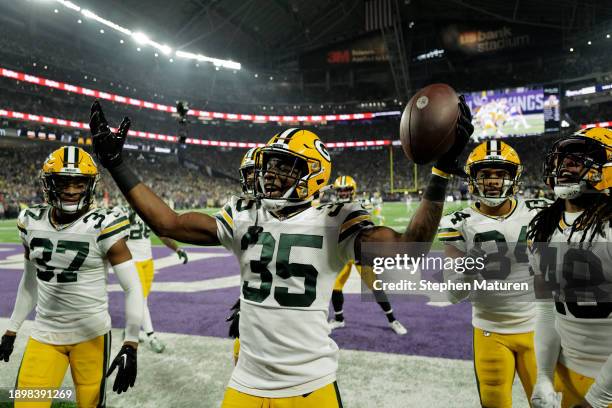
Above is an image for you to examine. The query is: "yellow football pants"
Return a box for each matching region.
[553,363,607,408]
[135,259,154,298]
[473,328,536,408]
[333,262,353,291]
[221,382,343,408]
[15,334,110,408]
[333,262,377,291]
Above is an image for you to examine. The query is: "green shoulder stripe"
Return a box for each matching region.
[215,214,233,237]
[223,204,233,218]
[438,227,459,233]
[103,216,128,229]
[339,220,374,243]
[342,210,370,224]
[97,224,129,242]
[439,236,465,242]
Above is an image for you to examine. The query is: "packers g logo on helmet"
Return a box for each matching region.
[255,128,331,211]
[544,127,612,199]
[239,147,258,197]
[333,176,357,202]
[464,140,522,207]
[40,146,99,214]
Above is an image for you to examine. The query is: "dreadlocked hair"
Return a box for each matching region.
[527,198,564,244]
[569,194,612,246]
[527,194,612,247]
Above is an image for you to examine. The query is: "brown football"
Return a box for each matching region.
[399,83,460,165]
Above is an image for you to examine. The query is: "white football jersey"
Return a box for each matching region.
[115,206,153,261]
[529,210,612,378]
[371,195,383,209]
[215,196,374,397]
[438,198,550,333]
[17,204,129,345]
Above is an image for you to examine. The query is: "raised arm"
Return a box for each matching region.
[89,101,219,245]
[355,95,474,259]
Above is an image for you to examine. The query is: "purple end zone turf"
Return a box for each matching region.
[0,243,473,360]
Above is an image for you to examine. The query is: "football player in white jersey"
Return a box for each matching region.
[371,191,385,225]
[328,176,407,335]
[228,147,259,365]
[116,205,188,353]
[89,99,473,407]
[528,128,612,408]
[439,140,550,407]
[0,146,144,407]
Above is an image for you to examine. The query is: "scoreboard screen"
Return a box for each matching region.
[463,87,545,140]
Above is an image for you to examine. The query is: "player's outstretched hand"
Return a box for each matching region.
[106,344,137,394]
[434,95,474,176]
[0,334,16,362]
[531,379,562,408]
[177,249,188,264]
[89,100,131,169]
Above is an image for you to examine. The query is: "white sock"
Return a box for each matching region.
[142,299,154,334]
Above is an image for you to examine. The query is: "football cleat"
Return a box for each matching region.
[148,335,166,353]
[328,319,346,330]
[389,320,408,336]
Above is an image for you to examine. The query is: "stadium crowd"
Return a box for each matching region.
[0,144,239,218]
[0,133,557,219]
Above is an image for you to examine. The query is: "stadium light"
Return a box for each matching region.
[77,19,82,23]
[588,40,592,45]
[55,0,80,12]
[607,34,611,39]
[54,9,59,13]
[132,32,150,45]
[81,9,132,36]
[47,0,239,69]
[175,50,240,69]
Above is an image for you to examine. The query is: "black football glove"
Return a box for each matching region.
[226,299,240,339]
[434,95,474,176]
[176,249,188,264]
[106,344,137,394]
[89,100,131,169]
[0,334,16,362]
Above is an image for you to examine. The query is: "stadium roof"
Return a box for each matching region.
[100,0,612,61]
[7,0,612,71]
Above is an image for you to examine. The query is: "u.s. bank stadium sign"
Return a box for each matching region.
[441,23,560,56]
